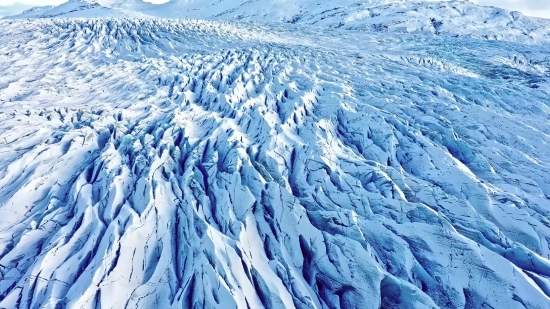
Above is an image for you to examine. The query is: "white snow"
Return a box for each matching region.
[0,1,550,309]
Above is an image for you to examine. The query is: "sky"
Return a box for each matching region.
[0,0,549,18]
[473,0,550,19]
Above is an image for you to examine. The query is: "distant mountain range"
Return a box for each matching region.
[5,0,550,44]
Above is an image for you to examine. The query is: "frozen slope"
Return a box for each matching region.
[0,13,550,309]
[147,0,550,41]
[7,0,550,44]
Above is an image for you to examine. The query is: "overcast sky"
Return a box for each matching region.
[0,0,549,18]
[473,0,550,19]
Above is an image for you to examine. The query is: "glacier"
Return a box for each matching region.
[1,1,550,308]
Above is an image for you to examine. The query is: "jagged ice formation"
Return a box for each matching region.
[1,2,550,309]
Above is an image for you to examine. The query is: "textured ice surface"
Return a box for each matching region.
[1,2,550,309]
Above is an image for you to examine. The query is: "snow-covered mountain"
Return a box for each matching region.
[3,0,146,19]
[7,0,550,43]
[28,0,115,18]
[1,1,550,309]
[6,6,56,19]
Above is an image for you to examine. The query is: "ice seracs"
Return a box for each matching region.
[0,1,550,309]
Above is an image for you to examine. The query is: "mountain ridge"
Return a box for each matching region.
[5,0,550,44]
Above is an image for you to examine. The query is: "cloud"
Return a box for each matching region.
[472,0,550,19]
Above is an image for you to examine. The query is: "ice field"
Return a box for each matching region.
[1,1,550,308]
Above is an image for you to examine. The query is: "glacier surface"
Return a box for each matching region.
[1,1,550,308]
